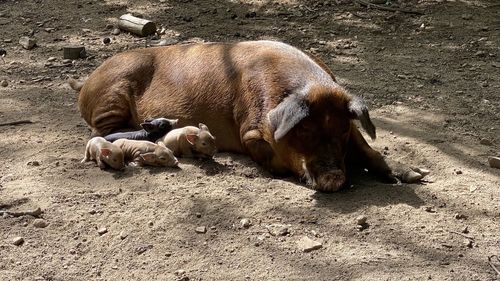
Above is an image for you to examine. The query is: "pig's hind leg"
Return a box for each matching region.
[91,81,142,137]
[242,129,289,175]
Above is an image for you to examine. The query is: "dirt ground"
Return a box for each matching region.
[0,0,499,280]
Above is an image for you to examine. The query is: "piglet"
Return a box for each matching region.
[81,137,125,170]
[104,118,178,142]
[157,123,217,158]
[113,139,178,167]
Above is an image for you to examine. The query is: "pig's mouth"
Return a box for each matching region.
[303,160,346,192]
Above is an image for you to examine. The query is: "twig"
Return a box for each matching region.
[488,255,500,276]
[449,231,475,240]
[0,120,33,127]
[0,207,43,218]
[354,0,424,15]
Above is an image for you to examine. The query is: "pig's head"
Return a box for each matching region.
[100,146,126,170]
[186,123,217,158]
[140,143,179,167]
[267,86,375,192]
[141,118,178,136]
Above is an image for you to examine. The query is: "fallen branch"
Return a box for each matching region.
[0,207,43,218]
[354,0,424,15]
[0,120,33,127]
[488,255,500,276]
[449,231,475,240]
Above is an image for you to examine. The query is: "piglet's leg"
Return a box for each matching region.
[242,130,288,175]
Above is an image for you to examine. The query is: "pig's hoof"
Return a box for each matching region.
[411,167,430,177]
[401,170,424,183]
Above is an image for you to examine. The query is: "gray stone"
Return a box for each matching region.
[12,237,24,246]
[195,226,206,234]
[19,37,36,50]
[488,156,500,169]
[240,218,251,228]
[97,227,108,235]
[355,215,367,226]
[33,219,48,228]
[0,80,8,87]
[297,236,322,252]
[266,224,289,236]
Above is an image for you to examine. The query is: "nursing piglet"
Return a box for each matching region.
[157,123,217,158]
[81,137,125,170]
[104,118,178,142]
[113,139,178,167]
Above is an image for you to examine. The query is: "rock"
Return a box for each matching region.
[195,212,201,218]
[47,57,57,62]
[411,167,430,177]
[454,213,467,220]
[0,80,8,87]
[474,51,486,57]
[27,160,40,166]
[102,37,111,44]
[240,218,251,228]
[479,139,493,146]
[423,206,435,213]
[12,237,24,246]
[461,14,472,20]
[266,224,289,236]
[19,36,36,50]
[33,219,48,228]
[175,269,185,275]
[4,39,12,43]
[355,215,367,225]
[149,38,179,47]
[62,59,72,65]
[195,226,207,234]
[135,244,153,255]
[97,227,108,235]
[112,28,121,35]
[63,46,86,59]
[455,170,463,175]
[488,156,500,169]
[462,226,469,234]
[297,236,322,253]
[464,239,473,248]
[105,24,114,29]
[119,231,128,240]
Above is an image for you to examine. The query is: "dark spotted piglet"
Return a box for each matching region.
[104,118,178,142]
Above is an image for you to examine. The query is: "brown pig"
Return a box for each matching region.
[72,40,426,192]
[112,139,178,167]
[81,137,125,170]
[157,123,217,158]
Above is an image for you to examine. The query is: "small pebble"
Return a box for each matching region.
[111,28,120,35]
[97,227,108,235]
[102,37,111,44]
[488,156,500,169]
[464,239,473,248]
[148,220,153,226]
[355,215,367,225]
[195,226,207,234]
[461,14,472,20]
[423,206,436,213]
[0,80,8,87]
[195,212,201,218]
[240,218,251,228]
[455,170,463,175]
[454,213,467,220]
[12,237,24,246]
[105,24,114,29]
[119,231,128,240]
[266,224,289,236]
[479,139,492,146]
[4,39,12,43]
[47,57,56,62]
[175,269,186,275]
[33,219,48,228]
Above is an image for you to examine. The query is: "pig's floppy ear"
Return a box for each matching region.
[186,134,198,145]
[140,152,156,163]
[348,96,376,140]
[268,94,309,141]
[100,148,112,157]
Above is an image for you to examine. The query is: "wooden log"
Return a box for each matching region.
[63,46,86,59]
[118,14,156,37]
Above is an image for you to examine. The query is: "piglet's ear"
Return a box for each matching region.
[198,123,209,131]
[186,134,198,145]
[268,94,309,141]
[100,148,112,157]
[348,96,376,140]
[140,122,155,132]
[140,152,156,163]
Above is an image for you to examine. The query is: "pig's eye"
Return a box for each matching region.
[202,142,207,146]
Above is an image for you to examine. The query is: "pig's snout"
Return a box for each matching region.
[305,159,346,192]
[314,170,346,192]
